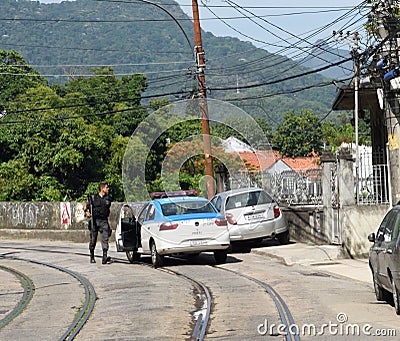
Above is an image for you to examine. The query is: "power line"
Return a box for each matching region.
[0,42,189,55]
[224,77,351,102]
[210,57,352,92]
[23,61,193,68]
[94,0,193,54]
[0,0,364,113]
[0,0,366,79]
[0,8,356,22]
[1,77,347,125]
[199,0,367,77]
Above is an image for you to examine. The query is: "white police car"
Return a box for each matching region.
[115,194,230,267]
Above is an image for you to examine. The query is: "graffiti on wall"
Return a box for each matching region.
[75,202,86,223]
[0,202,54,229]
[11,203,38,227]
[60,202,71,225]
[0,202,117,231]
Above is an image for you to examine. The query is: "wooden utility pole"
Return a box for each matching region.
[192,0,215,199]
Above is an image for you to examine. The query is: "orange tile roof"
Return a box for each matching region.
[235,150,320,173]
[238,150,281,172]
[282,156,321,172]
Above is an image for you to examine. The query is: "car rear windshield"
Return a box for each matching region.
[161,201,216,216]
[225,190,273,210]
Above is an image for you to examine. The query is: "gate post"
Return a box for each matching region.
[321,150,336,243]
[337,148,355,206]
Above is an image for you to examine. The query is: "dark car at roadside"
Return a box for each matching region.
[368,205,400,314]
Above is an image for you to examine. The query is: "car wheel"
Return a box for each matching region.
[126,250,141,263]
[373,275,385,301]
[277,230,290,245]
[151,242,164,268]
[392,278,400,315]
[214,250,228,264]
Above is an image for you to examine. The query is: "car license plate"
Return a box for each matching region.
[245,213,264,221]
[190,240,208,246]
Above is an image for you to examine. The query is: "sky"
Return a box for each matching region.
[37,0,369,57]
[176,1,366,49]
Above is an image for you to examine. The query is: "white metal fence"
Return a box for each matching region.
[356,147,390,205]
[228,169,323,205]
[227,147,390,206]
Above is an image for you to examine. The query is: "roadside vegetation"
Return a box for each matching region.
[0,50,368,202]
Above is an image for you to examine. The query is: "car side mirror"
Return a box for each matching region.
[368,232,376,243]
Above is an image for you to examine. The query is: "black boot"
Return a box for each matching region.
[90,249,96,263]
[102,249,111,264]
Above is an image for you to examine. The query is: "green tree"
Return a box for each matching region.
[0,65,148,201]
[0,50,47,108]
[0,85,109,200]
[272,110,323,157]
[319,111,371,152]
[211,117,272,150]
[321,120,354,150]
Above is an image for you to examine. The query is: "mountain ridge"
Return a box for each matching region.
[1,0,341,127]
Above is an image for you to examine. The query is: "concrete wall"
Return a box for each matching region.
[0,202,125,243]
[340,204,389,257]
[283,204,389,257]
[0,200,390,258]
[282,207,329,245]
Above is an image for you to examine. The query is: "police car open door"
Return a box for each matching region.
[115,204,141,263]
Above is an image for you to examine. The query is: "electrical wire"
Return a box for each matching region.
[199,1,368,80]
[209,58,352,92]
[0,42,189,55]
[225,0,345,60]
[0,0,372,115]
[0,78,343,126]
[0,8,360,22]
[0,0,366,83]
[93,0,193,54]
[202,0,368,59]
[223,77,352,102]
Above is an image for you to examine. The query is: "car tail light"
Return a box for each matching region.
[226,213,237,225]
[215,218,227,226]
[159,222,179,230]
[273,205,281,219]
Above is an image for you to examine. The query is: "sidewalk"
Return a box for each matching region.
[251,242,373,285]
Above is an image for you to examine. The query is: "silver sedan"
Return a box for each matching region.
[211,187,289,245]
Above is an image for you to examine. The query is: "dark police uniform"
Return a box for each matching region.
[87,193,112,263]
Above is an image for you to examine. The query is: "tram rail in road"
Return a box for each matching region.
[0,265,34,329]
[0,254,97,341]
[215,265,301,341]
[0,243,300,340]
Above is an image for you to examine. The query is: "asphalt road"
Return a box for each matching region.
[1,239,400,340]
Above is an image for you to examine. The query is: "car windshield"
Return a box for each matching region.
[225,190,273,210]
[161,201,216,216]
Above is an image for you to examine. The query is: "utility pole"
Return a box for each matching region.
[335,30,361,203]
[192,0,214,199]
[352,32,360,204]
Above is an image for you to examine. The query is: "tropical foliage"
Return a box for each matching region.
[0,53,148,201]
[0,49,361,202]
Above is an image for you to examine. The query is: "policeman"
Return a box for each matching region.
[84,182,112,264]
